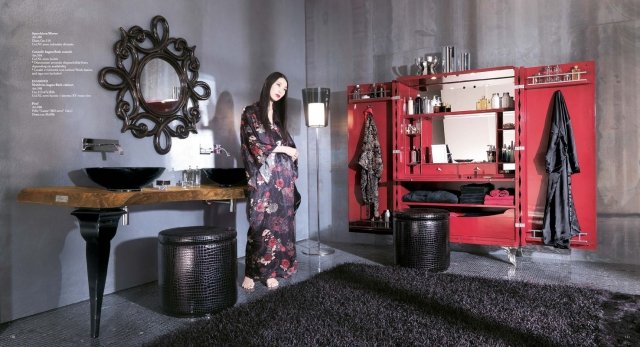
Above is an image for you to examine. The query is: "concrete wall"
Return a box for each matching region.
[305,0,640,264]
[0,0,306,323]
[2,0,638,325]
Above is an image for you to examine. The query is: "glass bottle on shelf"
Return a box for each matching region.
[486,145,496,162]
[193,166,201,187]
[424,96,432,114]
[491,93,501,109]
[501,92,511,109]
[572,65,580,80]
[501,144,507,162]
[543,65,552,83]
[353,84,361,100]
[432,96,441,113]
[439,99,447,112]
[407,97,414,115]
[479,96,488,110]
[377,84,386,98]
[511,144,515,162]
[552,65,561,82]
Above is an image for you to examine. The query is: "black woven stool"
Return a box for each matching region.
[158,226,237,316]
[393,208,450,272]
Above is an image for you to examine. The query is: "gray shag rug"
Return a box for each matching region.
[147,263,639,346]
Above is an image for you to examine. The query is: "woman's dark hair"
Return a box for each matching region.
[258,71,289,137]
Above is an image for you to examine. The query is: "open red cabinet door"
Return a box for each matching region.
[519,61,597,249]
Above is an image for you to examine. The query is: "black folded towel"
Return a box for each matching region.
[460,183,495,194]
[403,190,459,203]
[458,183,494,205]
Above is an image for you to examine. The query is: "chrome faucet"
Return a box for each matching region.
[82,138,124,155]
[213,144,230,156]
[200,144,230,156]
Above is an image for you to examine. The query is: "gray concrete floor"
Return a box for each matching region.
[1,241,639,346]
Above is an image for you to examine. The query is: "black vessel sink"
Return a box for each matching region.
[202,168,247,186]
[84,167,165,191]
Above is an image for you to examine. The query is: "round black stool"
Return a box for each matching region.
[158,226,237,316]
[393,208,450,272]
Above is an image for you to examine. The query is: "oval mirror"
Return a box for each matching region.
[140,58,181,114]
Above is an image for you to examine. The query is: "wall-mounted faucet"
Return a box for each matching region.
[82,138,124,155]
[200,144,230,156]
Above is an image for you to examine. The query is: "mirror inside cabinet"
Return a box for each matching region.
[434,114,497,163]
[422,69,515,163]
[98,15,211,154]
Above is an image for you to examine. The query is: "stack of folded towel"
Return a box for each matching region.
[484,189,514,206]
[459,183,494,204]
[402,190,459,203]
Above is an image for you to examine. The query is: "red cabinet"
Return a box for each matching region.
[347,62,596,249]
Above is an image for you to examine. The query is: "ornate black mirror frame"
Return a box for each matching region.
[98,15,211,154]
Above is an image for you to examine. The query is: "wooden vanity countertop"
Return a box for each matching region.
[17,185,247,209]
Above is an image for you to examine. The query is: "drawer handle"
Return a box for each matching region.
[437,167,442,171]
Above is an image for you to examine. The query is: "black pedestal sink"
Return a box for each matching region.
[84,167,165,191]
[201,168,247,186]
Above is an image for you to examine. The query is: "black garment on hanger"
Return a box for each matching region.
[542,90,582,249]
[358,108,383,218]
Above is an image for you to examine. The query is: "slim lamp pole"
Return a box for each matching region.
[302,87,334,256]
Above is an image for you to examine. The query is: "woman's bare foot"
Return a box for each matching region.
[266,278,279,288]
[242,276,255,290]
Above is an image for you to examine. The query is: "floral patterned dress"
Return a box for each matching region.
[240,103,298,283]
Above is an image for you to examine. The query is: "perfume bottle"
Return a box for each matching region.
[410,146,417,163]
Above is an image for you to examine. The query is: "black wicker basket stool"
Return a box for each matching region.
[158,226,237,316]
[393,208,450,272]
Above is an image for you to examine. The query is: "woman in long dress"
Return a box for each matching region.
[240,72,298,289]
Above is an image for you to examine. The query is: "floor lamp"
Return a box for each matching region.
[301,87,334,256]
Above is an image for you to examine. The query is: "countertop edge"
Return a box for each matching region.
[17,185,248,209]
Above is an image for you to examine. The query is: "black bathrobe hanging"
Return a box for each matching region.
[542,90,582,248]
